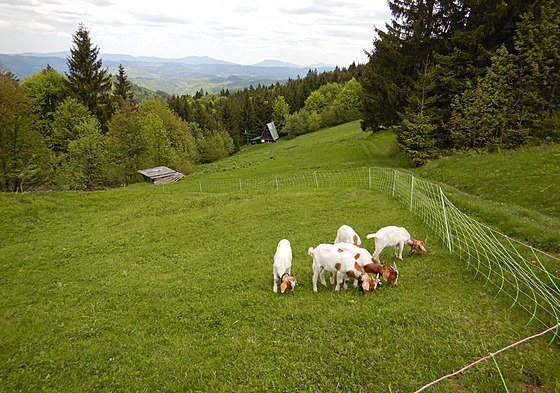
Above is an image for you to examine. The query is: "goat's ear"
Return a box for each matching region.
[280,281,288,293]
[408,248,415,256]
[362,281,370,293]
[383,270,390,282]
[354,253,360,260]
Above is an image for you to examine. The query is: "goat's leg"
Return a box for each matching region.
[319,267,328,287]
[335,272,343,291]
[396,242,404,260]
[312,268,319,292]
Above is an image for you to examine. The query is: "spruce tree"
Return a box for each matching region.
[66,24,112,128]
[114,64,134,104]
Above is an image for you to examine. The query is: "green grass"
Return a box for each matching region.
[1,122,559,392]
[415,144,560,253]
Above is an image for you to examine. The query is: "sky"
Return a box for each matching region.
[0,0,392,67]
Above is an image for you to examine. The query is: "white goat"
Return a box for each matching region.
[334,225,362,246]
[273,239,297,293]
[308,244,378,293]
[366,226,426,261]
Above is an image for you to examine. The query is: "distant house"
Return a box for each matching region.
[252,122,279,144]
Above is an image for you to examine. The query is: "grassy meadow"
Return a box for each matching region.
[1,121,559,392]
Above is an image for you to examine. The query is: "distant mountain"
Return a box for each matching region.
[0,52,337,95]
[251,59,301,68]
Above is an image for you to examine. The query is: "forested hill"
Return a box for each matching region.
[0,52,335,95]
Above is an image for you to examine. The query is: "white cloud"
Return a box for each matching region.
[0,0,391,66]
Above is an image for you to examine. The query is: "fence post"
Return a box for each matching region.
[239,178,242,191]
[439,186,452,252]
[199,180,202,192]
[369,167,372,189]
[410,175,414,211]
[392,170,397,196]
[314,172,319,188]
[276,176,279,189]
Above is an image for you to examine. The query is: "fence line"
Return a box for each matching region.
[183,167,560,337]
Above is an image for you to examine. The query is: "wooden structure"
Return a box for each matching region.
[137,166,184,184]
[248,122,280,144]
[260,122,279,143]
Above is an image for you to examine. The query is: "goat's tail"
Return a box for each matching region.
[366,233,377,239]
[308,247,314,256]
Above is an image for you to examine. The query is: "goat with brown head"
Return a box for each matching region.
[363,259,399,285]
[407,238,426,256]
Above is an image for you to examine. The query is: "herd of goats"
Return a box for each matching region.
[273,225,427,294]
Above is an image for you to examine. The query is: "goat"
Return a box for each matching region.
[273,239,297,293]
[308,244,379,293]
[334,242,381,287]
[334,225,362,247]
[366,226,426,261]
[363,260,399,286]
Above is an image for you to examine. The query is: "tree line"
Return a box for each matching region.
[0,25,363,192]
[360,0,560,165]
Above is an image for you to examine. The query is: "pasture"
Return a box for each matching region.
[1,122,559,392]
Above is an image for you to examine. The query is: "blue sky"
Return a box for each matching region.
[0,0,391,67]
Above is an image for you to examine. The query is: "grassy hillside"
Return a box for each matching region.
[1,121,559,392]
[192,121,559,253]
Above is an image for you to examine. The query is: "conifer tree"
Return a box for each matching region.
[114,64,133,104]
[66,24,112,128]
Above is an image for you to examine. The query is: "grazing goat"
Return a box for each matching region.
[273,239,297,293]
[363,260,399,286]
[335,242,382,287]
[366,226,426,261]
[308,244,378,293]
[334,225,362,247]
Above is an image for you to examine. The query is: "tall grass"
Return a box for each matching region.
[1,122,559,392]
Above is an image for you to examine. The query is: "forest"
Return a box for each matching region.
[1,0,559,192]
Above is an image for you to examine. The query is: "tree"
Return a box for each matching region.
[0,77,48,192]
[272,96,290,131]
[22,67,68,125]
[113,64,134,104]
[50,97,95,152]
[0,60,19,84]
[331,78,362,125]
[54,118,111,190]
[66,24,112,128]
[107,103,146,184]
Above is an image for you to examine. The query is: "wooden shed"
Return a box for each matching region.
[137,166,184,184]
[260,122,279,143]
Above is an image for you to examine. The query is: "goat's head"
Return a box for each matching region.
[381,262,399,285]
[280,274,297,293]
[408,238,426,256]
[359,273,380,294]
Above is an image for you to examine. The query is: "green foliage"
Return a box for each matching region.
[283,108,310,138]
[65,24,112,127]
[397,112,436,166]
[113,64,133,104]
[22,67,68,124]
[331,78,362,125]
[448,45,530,150]
[54,119,111,190]
[0,76,49,192]
[50,97,95,152]
[271,95,290,131]
[107,103,146,184]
